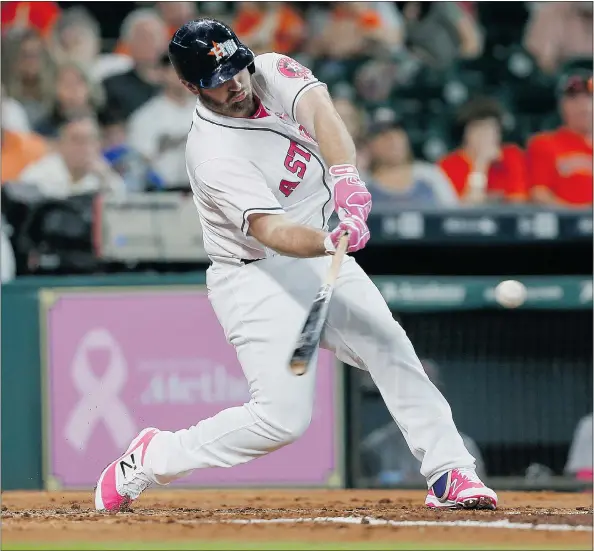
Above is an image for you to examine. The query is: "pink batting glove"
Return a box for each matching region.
[324,216,370,254]
[329,164,373,222]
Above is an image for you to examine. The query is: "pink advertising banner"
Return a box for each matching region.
[42,288,342,489]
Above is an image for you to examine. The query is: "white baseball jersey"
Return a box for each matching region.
[186,53,333,261]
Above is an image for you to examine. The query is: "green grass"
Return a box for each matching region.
[2,542,588,551]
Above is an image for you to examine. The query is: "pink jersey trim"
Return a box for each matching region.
[248,98,270,120]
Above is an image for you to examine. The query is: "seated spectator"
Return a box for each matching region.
[103,9,168,120]
[396,1,482,69]
[1,83,31,133]
[100,108,165,192]
[526,70,592,208]
[128,54,195,189]
[361,359,486,486]
[18,114,124,198]
[1,28,56,126]
[524,2,593,75]
[233,2,306,56]
[50,7,133,82]
[364,118,459,208]
[1,123,48,184]
[35,61,105,139]
[439,97,527,204]
[1,1,61,39]
[156,1,199,37]
[114,2,195,57]
[307,2,403,60]
[565,413,593,484]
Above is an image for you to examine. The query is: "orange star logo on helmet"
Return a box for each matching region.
[208,39,238,62]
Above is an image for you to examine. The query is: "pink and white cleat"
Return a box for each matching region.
[95,427,160,511]
[425,468,497,510]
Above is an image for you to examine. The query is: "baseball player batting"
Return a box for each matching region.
[95,18,497,512]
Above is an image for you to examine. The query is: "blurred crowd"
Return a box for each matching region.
[1,1,592,209]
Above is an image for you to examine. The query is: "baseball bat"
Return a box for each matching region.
[289,232,350,376]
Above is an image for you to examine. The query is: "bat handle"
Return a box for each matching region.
[324,230,350,286]
[337,230,350,253]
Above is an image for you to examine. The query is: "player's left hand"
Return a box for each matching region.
[324,215,370,254]
[329,164,373,222]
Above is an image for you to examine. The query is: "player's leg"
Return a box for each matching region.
[322,256,497,509]
[95,258,321,510]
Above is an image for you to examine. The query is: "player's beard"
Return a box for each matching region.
[199,89,256,118]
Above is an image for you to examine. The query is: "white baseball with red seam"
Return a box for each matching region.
[324,216,370,254]
[329,164,373,222]
[494,280,527,308]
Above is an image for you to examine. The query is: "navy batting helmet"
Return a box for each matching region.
[168,18,255,89]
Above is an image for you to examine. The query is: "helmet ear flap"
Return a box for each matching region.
[247,63,255,75]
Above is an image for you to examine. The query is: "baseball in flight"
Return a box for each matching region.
[494,280,528,308]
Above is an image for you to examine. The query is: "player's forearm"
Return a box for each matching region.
[313,105,357,167]
[269,223,328,257]
[249,214,327,258]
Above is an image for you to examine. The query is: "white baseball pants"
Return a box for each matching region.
[144,255,476,487]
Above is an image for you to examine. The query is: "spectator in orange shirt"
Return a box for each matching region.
[526,70,592,208]
[233,2,306,56]
[439,97,528,205]
[1,75,48,182]
[1,125,49,184]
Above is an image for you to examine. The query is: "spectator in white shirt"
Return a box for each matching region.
[127,54,196,189]
[1,83,30,133]
[18,114,124,199]
[1,217,16,283]
[363,117,459,209]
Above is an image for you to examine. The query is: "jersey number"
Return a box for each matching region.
[279,141,311,196]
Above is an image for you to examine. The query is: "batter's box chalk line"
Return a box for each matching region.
[200,516,592,532]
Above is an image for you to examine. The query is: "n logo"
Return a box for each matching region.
[449,478,460,496]
[120,453,136,477]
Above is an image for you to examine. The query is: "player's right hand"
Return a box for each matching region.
[324,216,370,254]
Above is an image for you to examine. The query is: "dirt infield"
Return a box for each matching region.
[2,489,592,549]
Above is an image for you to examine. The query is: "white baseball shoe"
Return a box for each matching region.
[425,468,497,510]
[95,427,160,511]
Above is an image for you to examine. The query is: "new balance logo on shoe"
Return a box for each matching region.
[120,453,136,477]
[449,478,461,497]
